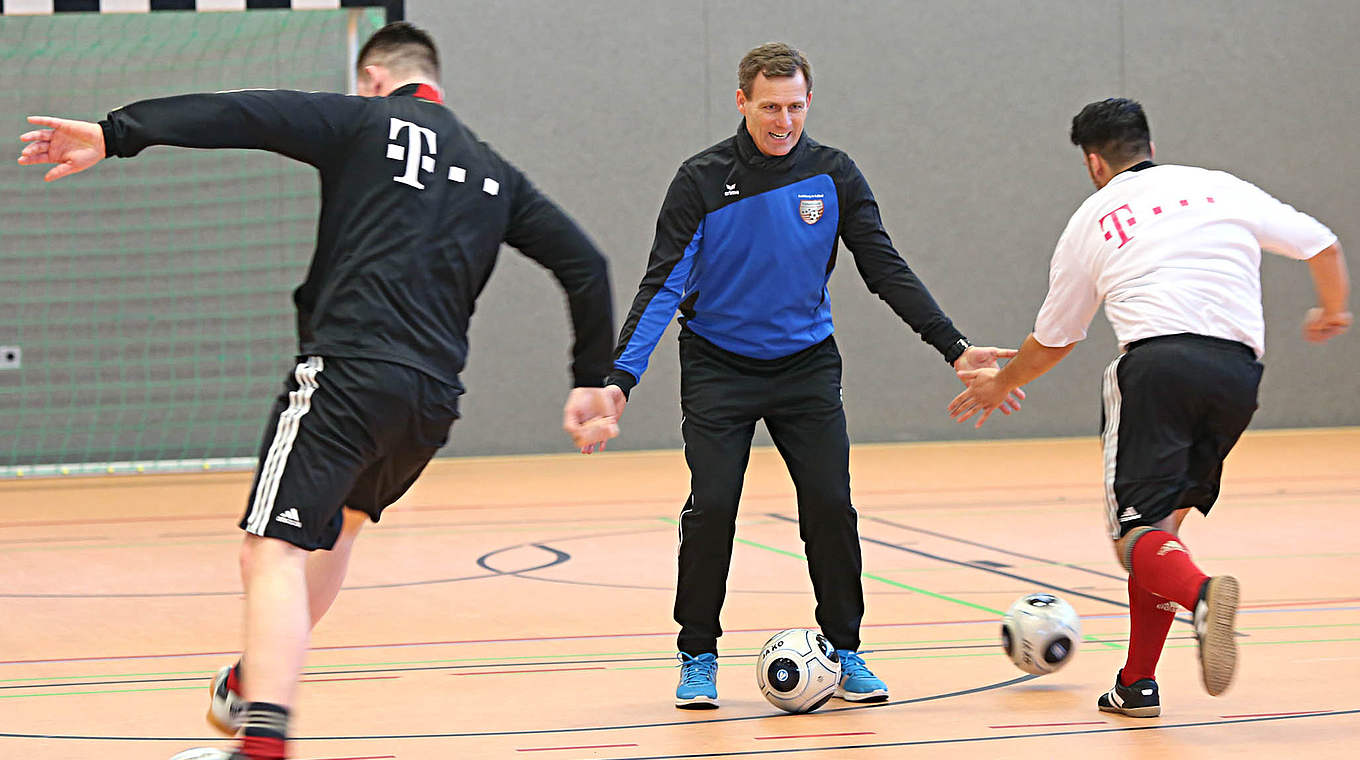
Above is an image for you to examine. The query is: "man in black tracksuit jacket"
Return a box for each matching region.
[19,23,617,760]
[602,43,1018,710]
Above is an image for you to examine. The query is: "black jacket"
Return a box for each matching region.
[101,83,613,390]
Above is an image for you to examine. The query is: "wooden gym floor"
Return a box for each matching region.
[2,428,1357,760]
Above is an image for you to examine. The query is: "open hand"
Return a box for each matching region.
[952,346,1025,414]
[948,367,1015,428]
[18,116,106,182]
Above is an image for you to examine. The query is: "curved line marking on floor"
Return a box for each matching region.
[0,540,574,600]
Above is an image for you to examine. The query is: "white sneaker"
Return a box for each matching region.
[168,748,238,760]
[206,664,244,735]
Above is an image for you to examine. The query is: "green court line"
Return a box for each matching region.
[0,685,203,699]
[659,517,1128,650]
[660,517,1003,616]
[658,519,1126,652]
[8,637,1356,698]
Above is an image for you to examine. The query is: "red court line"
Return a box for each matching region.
[300,676,400,684]
[453,666,604,676]
[989,721,1106,729]
[516,744,638,752]
[7,602,1359,667]
[1220,710,1331,719]
[0,513,233,529]
[755,731,876,740]
[5,469,1354,530]
[0,619,1000,665]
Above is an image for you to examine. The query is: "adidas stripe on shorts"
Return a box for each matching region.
[1099,333,1262,539]
[241,356,462,550]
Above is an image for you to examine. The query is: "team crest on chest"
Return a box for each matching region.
[798,196,824,225]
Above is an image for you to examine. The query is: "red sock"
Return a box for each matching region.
[239,735,286,760]
[1129,529,1207,610]
[227,660,242,694]
[1120,573,1175,684]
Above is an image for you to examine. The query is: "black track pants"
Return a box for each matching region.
[673,330,864,655]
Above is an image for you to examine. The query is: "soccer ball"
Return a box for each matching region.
[755,628,841,713]
[1001,593,1081,675]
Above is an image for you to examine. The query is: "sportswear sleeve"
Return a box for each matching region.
[604,166,705,396]
[503,168,616,388]
[99,90,363,169]
[1032,214,1101,348]
[836,158,967,363]
[1233,178,1338,260]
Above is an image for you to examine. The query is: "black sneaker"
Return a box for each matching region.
[1194,575,1240,696]
[1097,670,1160,717]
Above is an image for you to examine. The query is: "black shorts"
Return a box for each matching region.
[239,356,461,550]
[1100,334,1262,539]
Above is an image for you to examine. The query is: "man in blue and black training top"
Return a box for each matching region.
[600,42,1020,709]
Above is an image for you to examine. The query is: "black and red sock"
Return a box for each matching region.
[235,702,288,760]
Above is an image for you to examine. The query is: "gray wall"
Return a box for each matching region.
[407,0,1359,455]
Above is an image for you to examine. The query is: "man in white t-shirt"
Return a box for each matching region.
[948,98,1350,717]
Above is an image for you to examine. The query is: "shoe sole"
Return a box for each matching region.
[1099,702,1160,718]
[675,696,719,709]
[205,666,238,737]
[1199,575,1240,697]
[834,687,889,703]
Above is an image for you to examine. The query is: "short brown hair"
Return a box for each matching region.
[358,21,440,80]
[738,42,812,97]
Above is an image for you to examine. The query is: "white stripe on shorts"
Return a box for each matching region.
[1100,354,1128,539]
[246,357,324,535]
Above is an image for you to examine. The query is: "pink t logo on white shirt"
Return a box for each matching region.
[1098,204,1137,248]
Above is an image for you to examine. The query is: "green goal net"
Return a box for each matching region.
[0,8,385,478]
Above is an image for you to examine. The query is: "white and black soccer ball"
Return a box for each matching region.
[1001,593,1081,675]
[755,628,841,713]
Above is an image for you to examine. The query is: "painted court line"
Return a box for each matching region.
[3,603,1355,668]
[300,676,400,684]
[1220,710,1330,719]
[754,732,876,740]
[988,721,1106,729]
[517,743,638,752]
[453,666,605,676]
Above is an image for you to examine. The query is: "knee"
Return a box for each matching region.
[239,534,308,580]
[1113,526,1158,572]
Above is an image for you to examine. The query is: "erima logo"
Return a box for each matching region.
[723,183,740,197]
[275,508,302,528]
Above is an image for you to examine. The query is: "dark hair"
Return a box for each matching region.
[357,21,440,80]
[738,42,812,97]
[1069,98,1151,165]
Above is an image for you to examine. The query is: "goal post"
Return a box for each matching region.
[0,1,399,478]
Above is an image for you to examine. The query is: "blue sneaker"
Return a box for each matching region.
[675,652,719,709]
[835,650,889,702]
